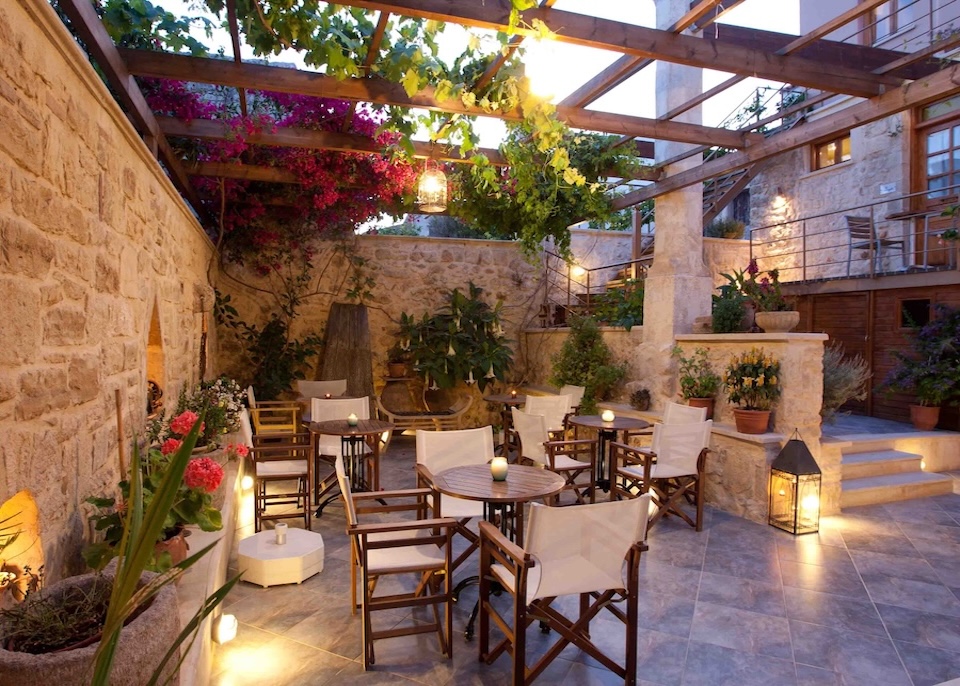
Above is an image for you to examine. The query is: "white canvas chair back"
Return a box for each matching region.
[653,402,707,452]
[312,396,371,455]
[524,495,651,602]
[334,454,358,527]
[239,408,254,448]
[247,385,257,409]
[415,426,495,473]
[511,407,549,466]
[298,379,347,398]
[523,395,571,433]
[652,420,712,477]
[559,384,585,409]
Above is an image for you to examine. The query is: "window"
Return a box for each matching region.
[812,134,851,171]
[918,97,960,199]
[863,1,916,44]
[900,299,931,328]
[733,189,750,225]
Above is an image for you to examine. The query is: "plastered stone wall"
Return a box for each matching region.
[0,0,218,580]
[750,110,910,280]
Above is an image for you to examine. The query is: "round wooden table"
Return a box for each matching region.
[307,418,393,516]
[567,414,650,492]
[430,463,564,639]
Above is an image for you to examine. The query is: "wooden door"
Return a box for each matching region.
[809,293,871,415]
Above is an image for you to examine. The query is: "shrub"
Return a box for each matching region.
[821,344,870,422]
[704,218,745,239]
[550,315,626,414]
[712,284,747,333]
[592,280,644,331]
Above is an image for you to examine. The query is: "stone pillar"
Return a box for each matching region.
[638,0,713,403]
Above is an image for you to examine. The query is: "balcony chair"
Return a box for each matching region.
[250,432,311,532]
[336,455,455,670]
[478,495,652,686]
[610,420,713,531]
[510,407,596,505]
[845,215,906,276]
[415,426,494,574]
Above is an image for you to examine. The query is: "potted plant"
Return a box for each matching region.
[672,346,722,419]
[629,387,651,411]
[550,315,627,414]
[386,341,412,378]
[724,347,782,434]
[84,419,226,572]
[881,304,960,430]
[0,416,239,684]
[722,259,798,332]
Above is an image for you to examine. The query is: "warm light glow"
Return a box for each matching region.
[417,160,448,213]
[601,410,616,422]
[215,614,238,644]
[920,459,926,470]
[510,389,518,398]
[800,493,820,520]
[570,265,587,279]
[490,456,508,481]
[241,475,254,490]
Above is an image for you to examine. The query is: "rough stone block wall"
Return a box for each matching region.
[0,0,218,580]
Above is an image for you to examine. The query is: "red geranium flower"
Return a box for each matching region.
[171,410,204,437]
[160,438,183,456]
[184,457,224,494]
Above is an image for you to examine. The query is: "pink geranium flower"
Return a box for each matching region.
[184,457,224,494]
[171,410,204,437]
[160,438,183,456]
[224,443,249,460]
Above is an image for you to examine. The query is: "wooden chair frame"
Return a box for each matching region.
[478,520,647,686]
[250,432,311,532]
[512,407,598,505]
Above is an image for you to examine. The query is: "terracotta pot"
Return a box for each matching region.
[733,408,771,434]
[755,310,800,333]
[387,362,408,378]
[687,397,714,420]
[909,404,940,431]
[154,528,189,568]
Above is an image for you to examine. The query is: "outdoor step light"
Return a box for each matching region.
[768,430,821,535]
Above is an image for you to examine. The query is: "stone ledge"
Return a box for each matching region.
[676,332,829,342]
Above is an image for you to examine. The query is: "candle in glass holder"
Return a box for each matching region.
[490,456,508,481]
[275,522,288,545]
[347,413,359,426]
[510,389,518,399]
[324,393,332,399]
[601,409,616,422]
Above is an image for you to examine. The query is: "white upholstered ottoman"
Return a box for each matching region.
[238,528,324,588]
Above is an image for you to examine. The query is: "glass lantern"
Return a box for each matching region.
[417,160,447,213]
[768,432,821,535]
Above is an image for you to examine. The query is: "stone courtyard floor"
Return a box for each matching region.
[212,434,960,686]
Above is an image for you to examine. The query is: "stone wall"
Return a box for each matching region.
[0,0,218,580]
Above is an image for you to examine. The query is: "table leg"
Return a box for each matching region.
[596,428,614,492]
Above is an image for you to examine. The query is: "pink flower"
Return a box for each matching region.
[225,443,249,460]
[160,438,183,456]
[184,457,224,494]
[746,259,760,276]
[171,411,204,437]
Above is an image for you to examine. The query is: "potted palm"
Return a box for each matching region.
[671,346,721,419]
[724,347,782,434]
[881,304,960,430]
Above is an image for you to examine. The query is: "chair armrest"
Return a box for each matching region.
[415,463,435,483]
[544,438,597,449]
[478,520,528,568]
[609,440,655,467]
[352,487,435,501]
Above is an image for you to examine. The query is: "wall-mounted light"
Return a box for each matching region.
[417,159,448,213]
[570,264,586,279]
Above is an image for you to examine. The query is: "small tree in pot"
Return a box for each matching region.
[672,346,722,419]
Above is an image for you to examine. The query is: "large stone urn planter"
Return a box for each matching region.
[0,570,180,686]
[755,311,800,333]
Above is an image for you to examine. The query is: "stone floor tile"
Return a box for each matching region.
[700,546,782,585]
[212,632,354,686]
[839,529,918,556]
[638,558,703,598]
[876,602,960,652]
[688,601,792,659]
[849,548,943,584]
[680,641,797,686]
[776,538,853,568]
[636,588,698,638]
[696,571,785,617]
[862,572,960,616]
[794,663,843,686]
[783,587,886,637]
[789,620,911,686]
[882,500,960,527]
[894,640,960,686]
[779,558,870,600]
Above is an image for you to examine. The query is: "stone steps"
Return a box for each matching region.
[841,471,954,508]
[841,449,923,480]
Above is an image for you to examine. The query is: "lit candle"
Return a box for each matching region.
[490,456,508,481]
[601,409,616,422]
[275,522,288,545]
[510,389,518,399]
[347,413,359,426]
[324,393,332,399]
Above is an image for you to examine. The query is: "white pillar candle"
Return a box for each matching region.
[601,409,616,422]
[347,413,359,426]
[275,522,288,545]
[490,456,508,481]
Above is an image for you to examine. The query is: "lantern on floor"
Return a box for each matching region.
[417,159,447,213]
[768,430,821,535]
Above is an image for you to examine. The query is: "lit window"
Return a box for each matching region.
[813,134,851,171]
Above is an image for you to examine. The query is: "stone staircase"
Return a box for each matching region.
[841,441,954,508]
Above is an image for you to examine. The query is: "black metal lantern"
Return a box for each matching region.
[768,430,821,535]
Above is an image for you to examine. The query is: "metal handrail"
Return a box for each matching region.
[749,184,960,283]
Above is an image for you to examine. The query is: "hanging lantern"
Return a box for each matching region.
[417,159,448,213]
[769,430,821,535]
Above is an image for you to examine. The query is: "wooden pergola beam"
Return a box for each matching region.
[120,49,757,148]
[159,116,508,165]
[613,64,960,208]
[342,11,391,132]
[188,162,299,183]
[56,0,207,218]
[333,0,901,97]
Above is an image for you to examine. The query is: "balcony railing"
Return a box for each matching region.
[749,186,960,283]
